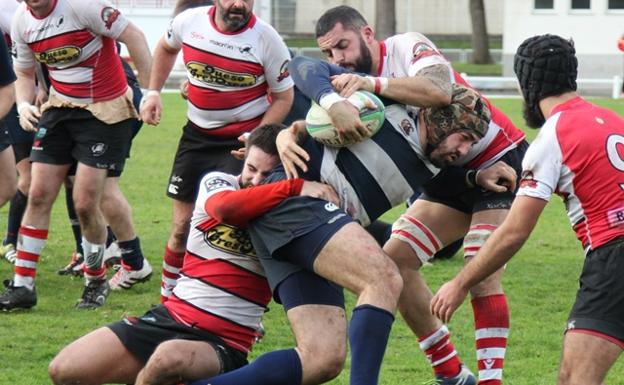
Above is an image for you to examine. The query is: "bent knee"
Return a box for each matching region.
[149,340,188,371]
[49,355,81,385]
[299,346,345,383]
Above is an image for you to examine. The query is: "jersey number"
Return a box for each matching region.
[606,134,624,190]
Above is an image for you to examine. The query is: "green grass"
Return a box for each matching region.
[1,95,623,384]
[451,61,502,76]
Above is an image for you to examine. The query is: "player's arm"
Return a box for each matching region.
[331,64,452,107]
[0,38,15,120]
[139,38,179,125]
[14,65,39,132]
[288,56,371,143]
[259,87,294,127]
[430,195,547,322]
[117,22,152,88]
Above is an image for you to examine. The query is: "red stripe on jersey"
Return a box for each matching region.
[189,115,263,138]
[28,29,95,53]
[165,295,257,352]
[182,43,265,76]
[392,229,433,256]
[401,215,441,250]
[183,252,271,306]
[188,82,268,110]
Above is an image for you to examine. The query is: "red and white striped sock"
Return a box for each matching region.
[14,226,48,290]
[472,294,509,385]
[419,325,463,378]
[160,245,184,303]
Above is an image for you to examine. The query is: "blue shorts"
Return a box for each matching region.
[276,269,345,311]
[248,196,352,293]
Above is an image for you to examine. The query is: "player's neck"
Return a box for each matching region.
[29,0,55,18]
[370,40,381,76]
[539,91,578,119]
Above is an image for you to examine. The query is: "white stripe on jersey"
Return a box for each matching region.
[50,66,92,84]
[174,275,266,329]
[187,96,268,130]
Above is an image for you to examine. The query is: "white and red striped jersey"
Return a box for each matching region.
[165,6,293,137]
[517,97,624,251]
[378,32,525,168]
[164,171,271,353]
[11,0,128,103]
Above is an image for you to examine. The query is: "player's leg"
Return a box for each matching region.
[48,327,144,385]
[557,332,621,385]
[465,209,509,385]
[103,176,152,290]
[384,199,474,381]
[188,270,347,385]
[0,145,17,207]
[160,124,242,302]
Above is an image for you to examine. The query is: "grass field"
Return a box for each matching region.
[1,95,623,384]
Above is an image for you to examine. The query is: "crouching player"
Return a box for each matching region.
[48,125,339,385]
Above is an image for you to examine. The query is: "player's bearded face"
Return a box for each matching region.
[427,132,476,168]
[240,147,279,188]
[217,0,252,31]
[350,35,373,74]
[522,101,546,129]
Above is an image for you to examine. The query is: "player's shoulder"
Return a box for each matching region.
[200,171,240,192]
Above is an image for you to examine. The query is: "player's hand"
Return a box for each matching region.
[34,88,48,108]
[300,181,340,206]
[17,103,41,132]
[180,80,189,100]
[430,279,469,323]
[230,133,250,160]
[476,161,517,193]
[277,121,310,179]
[327,100,372,144]
[140,92,162,126]
[330,73,373,98]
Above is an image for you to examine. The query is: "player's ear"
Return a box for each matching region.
[361,25,375,44]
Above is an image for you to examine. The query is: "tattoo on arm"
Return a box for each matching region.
[417,64,452,97]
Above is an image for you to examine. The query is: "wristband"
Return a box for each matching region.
[145,90,161,98]
[367,77,388,94]
[319,92,346,110]
[17,102,33,114]
[465,169,478,188]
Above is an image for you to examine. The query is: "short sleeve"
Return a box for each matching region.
[260,26,294,93]
[10,11,35,69]
[196,172,240,215]
[164,8,193,51]
[397,33,450,77]
[69,0,129,39]
[517,115,563,201]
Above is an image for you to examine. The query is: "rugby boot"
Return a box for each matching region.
[0,280,37,310]
[75,279,110,309]
[431,365,477,385]
[0,243,16,264]
[57,251,84,276]
[108,259,153,290]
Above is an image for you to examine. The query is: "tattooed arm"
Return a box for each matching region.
[376,64,452,107]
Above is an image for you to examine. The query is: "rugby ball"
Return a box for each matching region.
[305,90,385,147]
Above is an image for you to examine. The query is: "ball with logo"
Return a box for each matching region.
[305,91,385,147]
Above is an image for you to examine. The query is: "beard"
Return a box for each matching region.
[522,101,546,129]
[350,37,373,74]
[217,2,251,31]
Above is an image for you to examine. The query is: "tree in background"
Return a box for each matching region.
[375,0,396,40]
[469,0,492,64]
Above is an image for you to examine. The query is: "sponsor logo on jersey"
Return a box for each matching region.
[277,59,290,82]
[400,118,414,135]
[208,39,252,55]
[166,20,174,40]
[204,224,255,256]
[101,7,121,30]
[411,42,439,63]
[519,170,537,189]
[168,184,179,195]
[170,174,183,183]
[187,61,257,87]
[607,205,624,227]
[205,177,234,192]
[91,143,107,157]
[36,46,81,65]
[191,31,205,40]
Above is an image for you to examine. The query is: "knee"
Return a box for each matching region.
[49,354,79,385]
[299,343,346,383]
[145,341,186,377]
[376,258,403,300]
[73,195,99,220]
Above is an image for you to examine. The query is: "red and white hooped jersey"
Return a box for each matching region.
[517,96,624,251]
[165,6,293,137]
[11,0,128,103]
[164,171,271,353]
[379,32,525,168]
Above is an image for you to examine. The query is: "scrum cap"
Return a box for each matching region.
[422,84,490,149]
[514,34,577,118]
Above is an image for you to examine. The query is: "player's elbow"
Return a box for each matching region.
[211,204,241,226]
[428,88,451,107]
